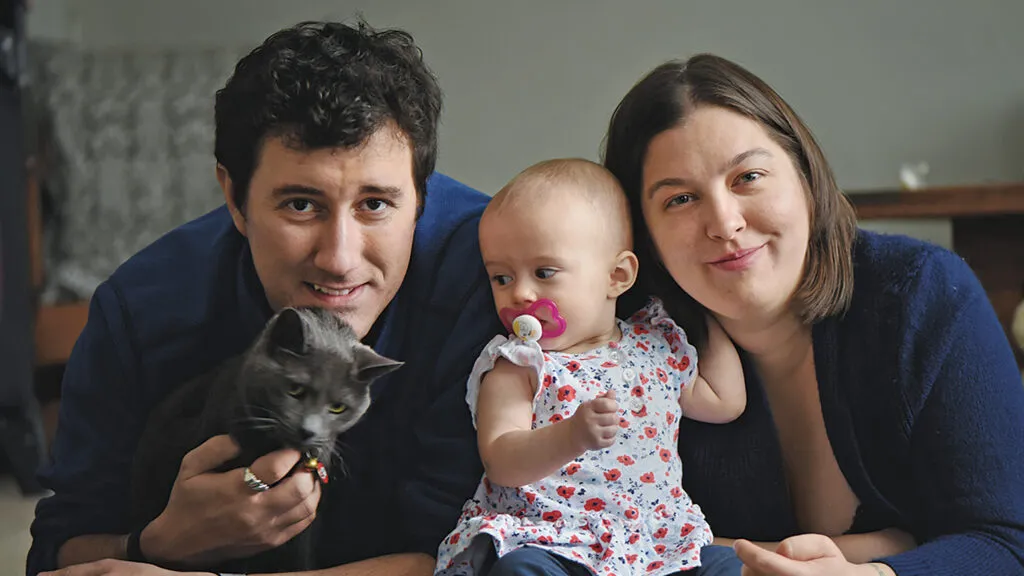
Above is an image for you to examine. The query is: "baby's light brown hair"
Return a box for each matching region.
[485,158,633,253]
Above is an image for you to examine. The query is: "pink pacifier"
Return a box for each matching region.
[499,298,567,340]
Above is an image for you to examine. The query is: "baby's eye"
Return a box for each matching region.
[534,268,557,280]
[492,274,512,286]
[287,384,307,398]
[328,403,347,414]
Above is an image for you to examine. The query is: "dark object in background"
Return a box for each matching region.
[0,0,47,495]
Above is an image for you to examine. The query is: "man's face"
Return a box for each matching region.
[219,124,418,339]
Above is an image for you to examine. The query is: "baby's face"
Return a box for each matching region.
[480,191,619,352]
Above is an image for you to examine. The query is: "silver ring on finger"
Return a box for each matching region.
[243,467,270,492]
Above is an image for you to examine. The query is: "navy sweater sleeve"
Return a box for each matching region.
[881,249,1024,575]
[27,282,144,575]
[398,215,497,556]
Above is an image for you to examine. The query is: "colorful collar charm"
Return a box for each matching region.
[304,453,329,484]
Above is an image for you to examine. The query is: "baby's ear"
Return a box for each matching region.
[609,250,639,299]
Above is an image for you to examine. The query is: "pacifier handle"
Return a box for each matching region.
[512,314,543,343]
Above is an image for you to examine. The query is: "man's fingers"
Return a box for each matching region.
[774,533,842,561]
[734,539,805,576]
[178,435,240,480]
[248,448,303,487]
[262,469,320,516]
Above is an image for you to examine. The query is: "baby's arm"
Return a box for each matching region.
[476,359,619,487]
[679,315,747,424]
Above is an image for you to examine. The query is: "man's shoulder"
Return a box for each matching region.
[409,173,491,298]
[102,206,253,356]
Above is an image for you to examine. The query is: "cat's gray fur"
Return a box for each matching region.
[129,306,402,573]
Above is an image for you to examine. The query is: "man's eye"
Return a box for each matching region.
[362,198,391,212]
[535,268,557,280]
[288,199,315,213]
[492,275,512,286]
[666,195,692,208]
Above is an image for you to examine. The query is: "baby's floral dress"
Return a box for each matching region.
[435,298,714,576]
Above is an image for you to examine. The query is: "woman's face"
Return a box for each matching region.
[640,105,811,324]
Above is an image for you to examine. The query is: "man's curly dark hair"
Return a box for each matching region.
[214,20,441,210]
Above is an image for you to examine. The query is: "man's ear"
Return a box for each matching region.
[609,250,639,299]
[217,163,247,237]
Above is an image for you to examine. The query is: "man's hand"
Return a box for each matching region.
[41,559,211,576]
[140,434,320,566]
[735,534,894,576]
[568,390,619,451]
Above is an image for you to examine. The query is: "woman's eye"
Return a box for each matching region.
[666,194,692,208]
[287,384,306,398]
[492,275,512,286]
[535,268,557,280]
[737,172,762,185]
[328,403,347,414]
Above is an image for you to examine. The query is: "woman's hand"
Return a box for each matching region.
[735,534,894,576]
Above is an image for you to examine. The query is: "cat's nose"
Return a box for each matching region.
[299,427,316,441]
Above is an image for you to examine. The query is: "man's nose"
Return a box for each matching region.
[314,213,363,277]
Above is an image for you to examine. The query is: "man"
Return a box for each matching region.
[29,20,499,576]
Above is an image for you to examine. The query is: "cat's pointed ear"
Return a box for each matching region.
[352,344,404,384]
[268,307,307,356]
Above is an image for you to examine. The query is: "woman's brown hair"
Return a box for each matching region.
[602,54,857,348]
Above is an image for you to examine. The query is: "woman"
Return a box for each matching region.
[602,54,1024,576]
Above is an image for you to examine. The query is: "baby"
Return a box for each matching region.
[435,159,747,576]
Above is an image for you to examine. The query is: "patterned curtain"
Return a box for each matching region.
[25,41,245,302]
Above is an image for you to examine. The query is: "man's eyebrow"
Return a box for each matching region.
[360,184,404,198]
[271,185,325,199]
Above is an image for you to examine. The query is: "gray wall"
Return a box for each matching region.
[27,0,1024,248]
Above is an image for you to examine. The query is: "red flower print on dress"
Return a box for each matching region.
[637,341,649,351]
[542,510,562,522]
[678,355,690,371]
[647,561,665,572]
[628,534,640,544]
[671,486,683,498]
[566,361,581,372]
[680,523,695,537]
[644,427,657,438]
[449,532,460,545]
[604,468,621,481]
[674,428,679,442]
[549,414,564,423]
[565,463,581,475]
[659,448,672,462]
[585,498,606,511]
[558,385,576,402]
[639,372,649,384]
[619,417,630,428]
[617,455,635,466]
[590,543,604,554]
[631,385,644,397]
[654,544,667,554]
[600,532,612,543]
[653,527,668,539]
[557,485,576,499]
[624,507,638,519]
[626,554,639,564]
[633,324,649,335]
[538,535,553,544]
[601,361,617,368]
[640,472,656,483]
[602,547,614,561]
[631,405,648,417]
[524,491,536,504]
[542,374,553,388]
[570,535,582,544]
[666,412,675,425]
[656,368,668,383]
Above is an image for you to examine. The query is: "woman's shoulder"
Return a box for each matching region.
[851,229,981,310]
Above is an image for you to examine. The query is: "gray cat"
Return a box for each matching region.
[129,306,403,573]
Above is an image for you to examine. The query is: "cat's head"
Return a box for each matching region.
[232,307,403,467]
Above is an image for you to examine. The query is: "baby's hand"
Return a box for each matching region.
[569,390,619,451]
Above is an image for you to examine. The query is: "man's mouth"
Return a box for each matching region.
[308,282,358,296]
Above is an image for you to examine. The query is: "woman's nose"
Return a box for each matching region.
[704,190,746,241]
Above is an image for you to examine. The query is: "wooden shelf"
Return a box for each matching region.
[846,183,1024,219]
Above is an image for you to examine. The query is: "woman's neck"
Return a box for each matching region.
[718,311,812,376]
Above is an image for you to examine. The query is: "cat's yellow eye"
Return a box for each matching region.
[328,403,347,414]
[287,384,306,398]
